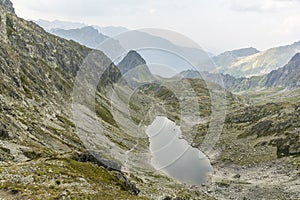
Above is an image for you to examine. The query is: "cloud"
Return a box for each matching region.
[225,0,299,12]
[13,0,149,17]
[149,8,157,14]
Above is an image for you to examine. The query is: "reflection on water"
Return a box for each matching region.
[146,116,212,185]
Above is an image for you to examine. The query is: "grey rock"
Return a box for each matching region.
[73,151,122,172]
[0,0,14,13]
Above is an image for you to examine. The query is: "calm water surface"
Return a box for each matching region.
[146,116,212,185]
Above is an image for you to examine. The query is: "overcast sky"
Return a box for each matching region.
[11,0,300,54]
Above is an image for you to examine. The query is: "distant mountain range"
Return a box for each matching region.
[36,20,213,75]
[212,47,259,67]
[181,53,300,91]
[34,19,86,30]
[114,30,213,73]
[214,42,300,78]
[49,24,300,91]
[35,19,300,82]
[48,26,125,61]
[34,19,128,37]
[93,25,128,37]
[50,26,109,49]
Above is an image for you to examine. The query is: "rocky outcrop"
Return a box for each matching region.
[73,151,140,195]
[73,151,121,171]
[276,134,300,158]
[116,50,154,87]
[0,0,14,13]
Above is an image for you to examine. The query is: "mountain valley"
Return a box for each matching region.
[0,1,299,200]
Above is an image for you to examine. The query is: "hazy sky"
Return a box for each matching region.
[11,0,300,54]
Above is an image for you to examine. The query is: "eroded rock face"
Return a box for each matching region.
[0,0,14,13]
[277,134,300,158]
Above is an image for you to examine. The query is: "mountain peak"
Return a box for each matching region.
[0,0,14,13]
[289,52,300,63]
[126,50,146,63]
[118,50,146,74]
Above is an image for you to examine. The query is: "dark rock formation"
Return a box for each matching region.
[0,124,9,139]
[276,134,300,158]
[73,151,121,172]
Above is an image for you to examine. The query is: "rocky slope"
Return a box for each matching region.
[0,2,216,199]
[265,53,300,88]
[0,2,147,199]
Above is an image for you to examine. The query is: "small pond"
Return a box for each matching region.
[146,116,212,185]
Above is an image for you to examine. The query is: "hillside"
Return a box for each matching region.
[0,2,151,199]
